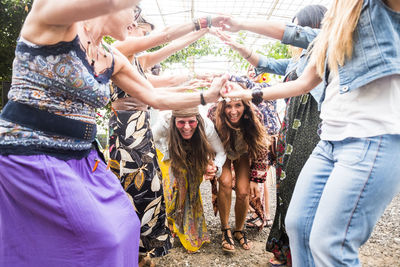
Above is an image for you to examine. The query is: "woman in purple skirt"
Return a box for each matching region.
[0,0,227,266]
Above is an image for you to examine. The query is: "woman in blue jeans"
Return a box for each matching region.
[222,0,400,266]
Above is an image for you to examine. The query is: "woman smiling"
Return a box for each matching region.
[152,107,226,253]
[208,98,270,252]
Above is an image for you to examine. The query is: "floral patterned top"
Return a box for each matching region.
[0,36,113,158]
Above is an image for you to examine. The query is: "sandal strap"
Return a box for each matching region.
[246,216,259,224]
[233,230,249,245]
[222,228,234,246]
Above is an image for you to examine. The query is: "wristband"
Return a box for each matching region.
[200,92,206,105]
[193,19,200,31]
[206,16,212,28]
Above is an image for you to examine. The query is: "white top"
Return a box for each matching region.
[152,111,226,178]
[320,74,400,141]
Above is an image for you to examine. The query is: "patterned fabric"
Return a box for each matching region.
[157,150,210,252]
[109,110,171,257]
[0,36,112,155]
[108,58,171,258]
[266,79,321,266]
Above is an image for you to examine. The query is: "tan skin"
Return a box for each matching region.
[174,116,217,179]
[244,66,273,228]
[114,21,215,91]
[22,2,226,265]
[221,0,400,101]
[23,0,227,113]
[218,100,260,251]
[113,22,209,94]
[220,43,319,267]
[385,0,400,11]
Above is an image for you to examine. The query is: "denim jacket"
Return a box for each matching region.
[319,0,400,106]
[255,23,324,104]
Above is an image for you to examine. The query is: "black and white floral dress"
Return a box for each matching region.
[108,58,171,257]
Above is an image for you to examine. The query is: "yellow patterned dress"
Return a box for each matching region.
[157,150,210,252]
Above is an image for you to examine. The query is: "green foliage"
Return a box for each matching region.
[258,40,290,80]
[147,36,219,69]
[216,30,290,73]
[0,0,32,81]
[165,36,217,66]
[260,40,290,60]
[95,101,112,146]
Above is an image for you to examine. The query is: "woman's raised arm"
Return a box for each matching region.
[112,48,228,110]
[114,21,198,57]
[29,0,140,26]
[138,29,208,70]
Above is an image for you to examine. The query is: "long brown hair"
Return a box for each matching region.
[311,0,363,77]
[215,100,269,160]
[168,115,214,179]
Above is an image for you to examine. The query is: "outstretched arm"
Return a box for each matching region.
[138,29,208,70]
[147,73,192,88]
[213,15,320,50]
[212,29,259,66]
[114,21,202,57]
[112,48,229,110]
[222,62,321,101]
[212,15,286,40]
[213,29,290,76]
[28,0,139,26]
[21,0,139,44]
[148,73,210,88]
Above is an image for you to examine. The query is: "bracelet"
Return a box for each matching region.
[206,16,212,28]
[193,19,200,31]
[251,88,263,105]
[200,92,206,105]
[245,49,253,59]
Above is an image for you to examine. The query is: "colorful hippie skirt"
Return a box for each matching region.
[0,150,140,266]
[109,110,171,257]
[157,150,210,252]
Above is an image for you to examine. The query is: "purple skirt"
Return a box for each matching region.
[0,150,140,267]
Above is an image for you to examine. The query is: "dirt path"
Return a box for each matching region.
[154,169,400,267]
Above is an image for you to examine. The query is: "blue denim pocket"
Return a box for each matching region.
[334,137,371,166]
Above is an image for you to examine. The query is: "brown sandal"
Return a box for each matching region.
[221,228,235,253]
[233,230,251,250]
[138,254,155,267]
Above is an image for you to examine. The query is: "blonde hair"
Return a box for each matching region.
[311,0,363,77]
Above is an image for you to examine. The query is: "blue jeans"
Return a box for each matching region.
[286,135,400,267]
